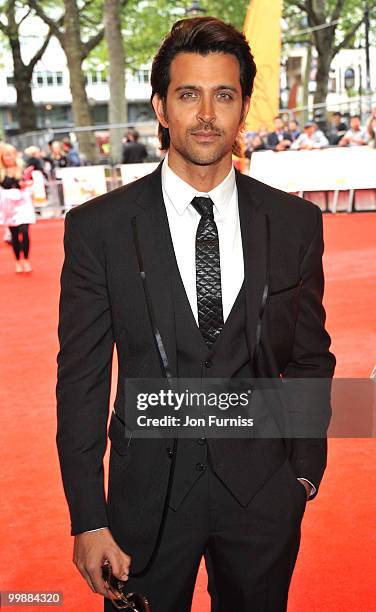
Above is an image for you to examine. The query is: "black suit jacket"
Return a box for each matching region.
[56,163,335,570]
[267,131,292,150]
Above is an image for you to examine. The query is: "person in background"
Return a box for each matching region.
[267,116,292,151]
[121,129,148,163]
[245,133,267,158]
[24,145,48,179]
[44,141,67,211]
[328,111,347,145]
[0,144,36,273]
[0,140,12,245]
[366,117,376,148]
[257,124,269,145]
[365,107,376,147]
[339,115,368,147]
[62,138,81,167]
[290,121,329,150]
[45,140,67,172]
[288,119,301,141]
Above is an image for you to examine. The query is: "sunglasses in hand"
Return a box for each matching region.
[102,560,151,611]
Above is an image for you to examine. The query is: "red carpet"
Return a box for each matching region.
[0,213,375,611]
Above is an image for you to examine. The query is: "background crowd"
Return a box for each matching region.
[245,107,376,155]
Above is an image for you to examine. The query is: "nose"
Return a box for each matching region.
[197,94,216,125]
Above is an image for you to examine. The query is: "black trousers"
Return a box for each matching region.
[104,454,306,612]
[9,224,30,260]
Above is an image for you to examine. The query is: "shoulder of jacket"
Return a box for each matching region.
[67,167,160,224]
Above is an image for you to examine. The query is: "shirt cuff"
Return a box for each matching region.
[297,477,317,497]
[81,527,107,534]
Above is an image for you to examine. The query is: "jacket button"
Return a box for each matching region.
[204,360,212,368]
[167,448,173,458]
[196,462,205,472]
[197,437,206,445]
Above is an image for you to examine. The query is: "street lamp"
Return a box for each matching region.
[185,1,206,17]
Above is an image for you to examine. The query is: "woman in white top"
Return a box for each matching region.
[0,144,36,273]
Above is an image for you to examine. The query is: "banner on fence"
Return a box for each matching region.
[31,170,47,206]
[119,163,159,185]
[60,166,108,209]
[249,147,376,192]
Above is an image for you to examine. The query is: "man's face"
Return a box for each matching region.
[152,52,249,166]
[350,117,360,130]
[274,118,284,132]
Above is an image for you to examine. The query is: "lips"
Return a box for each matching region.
[191,131,220,141]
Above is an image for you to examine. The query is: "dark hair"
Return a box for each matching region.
[150,17,256,152]
[350,114,360,120]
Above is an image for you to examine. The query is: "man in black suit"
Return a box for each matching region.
[56,17,335,612]
[121,129,148,164]
[267,116,293,151]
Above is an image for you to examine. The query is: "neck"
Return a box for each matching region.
[167,148,233,192]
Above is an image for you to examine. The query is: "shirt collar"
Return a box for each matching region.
[161,152,236,216]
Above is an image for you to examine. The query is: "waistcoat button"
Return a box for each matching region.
[196,462,205,472]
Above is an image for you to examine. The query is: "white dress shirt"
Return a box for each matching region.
[161,154,244,323]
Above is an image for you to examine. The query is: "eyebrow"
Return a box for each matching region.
[174,84,239,93]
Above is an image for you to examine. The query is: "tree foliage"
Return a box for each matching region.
[0,0,53,132]
[85,0,249,71]
[282,0,376,126]
[26,0,107,161]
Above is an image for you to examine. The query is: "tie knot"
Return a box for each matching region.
[191,196,214,218]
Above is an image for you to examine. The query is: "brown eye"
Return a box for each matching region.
[180,91,197,100]
[217,92,233,100]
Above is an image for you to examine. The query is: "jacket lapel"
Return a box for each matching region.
[236,170,269,365]
[132,164,178,378]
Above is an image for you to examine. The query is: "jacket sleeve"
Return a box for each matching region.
[282,206,336,496]
[56,210,114,534]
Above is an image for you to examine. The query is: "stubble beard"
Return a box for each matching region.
[177,137,229,166]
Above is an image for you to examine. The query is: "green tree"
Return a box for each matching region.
[283,0,376,125]
[0,1,53,133]
[87,0,249,80]
[28,0,106,162]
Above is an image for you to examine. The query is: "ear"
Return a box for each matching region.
[152,94,169,129]
[239,96,251,129]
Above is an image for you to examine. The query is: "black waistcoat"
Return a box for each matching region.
[168,261,286,510]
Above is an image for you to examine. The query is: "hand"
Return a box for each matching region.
[297,478,311,500]
[73,527,132,600]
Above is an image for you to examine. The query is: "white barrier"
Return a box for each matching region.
[119,163,158,185]
[60,166,109,210]
[31,170,47,206]
[249,147,376,192]
[54,153,375,215]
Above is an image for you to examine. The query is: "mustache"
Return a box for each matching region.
[189,124,222,136]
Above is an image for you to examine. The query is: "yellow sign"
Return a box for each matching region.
[243,0,282,132]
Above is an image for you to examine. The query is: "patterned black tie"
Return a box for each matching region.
[191,196,224,347]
